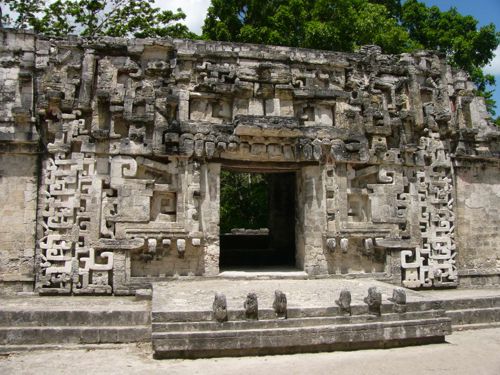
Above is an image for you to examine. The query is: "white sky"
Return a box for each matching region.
[155,0,210,34]
[484,46,500,76]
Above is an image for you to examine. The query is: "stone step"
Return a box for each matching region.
[152,310,446,332]
[0,326,151,345]
[453,322,500,331]
[438,296,500,310]
[152,317,452,359]
[150,279,457,358]
[447,307,500,326]
[0,310,150,327]
[152,302,443,323]
[0,343,130,354]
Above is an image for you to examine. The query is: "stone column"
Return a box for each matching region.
[77,48,96,111]
[296,166,328,275]
[200,162,221,275]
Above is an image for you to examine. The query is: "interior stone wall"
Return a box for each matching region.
[1,28,499,295]
[456,161,500,286]
[268,173,296,263]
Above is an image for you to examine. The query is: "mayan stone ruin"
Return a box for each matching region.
[0,28,500,299]
[2,27,500,358]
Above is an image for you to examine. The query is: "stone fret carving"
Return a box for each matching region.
[401,132,458,288]
[38,151,105,294]
[1,30,499,295]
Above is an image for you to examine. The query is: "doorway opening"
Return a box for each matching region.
[219,169,296,270]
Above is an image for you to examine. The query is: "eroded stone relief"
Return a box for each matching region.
[1,30,499,294]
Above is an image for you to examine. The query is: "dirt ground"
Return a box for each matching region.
[1,328,500,375]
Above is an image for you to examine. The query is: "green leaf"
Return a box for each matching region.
[2,0,197,39]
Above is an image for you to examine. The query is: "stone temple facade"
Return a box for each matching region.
[1,29,500,296]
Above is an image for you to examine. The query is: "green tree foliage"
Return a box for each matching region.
[219,171,269,233]
[370,0,402,18]
[1,0,196,38]
[203,0,417,54]
[202,0,500,117]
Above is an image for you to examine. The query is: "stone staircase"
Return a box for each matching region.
[440,295,500,331]
[0,296,151,352]
[150,279,455,359]
[152,304,451,358]
[1,283,500,357]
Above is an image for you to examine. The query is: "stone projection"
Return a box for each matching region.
[0,29,499,295]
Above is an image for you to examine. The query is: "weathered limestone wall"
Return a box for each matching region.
[456,162,500,286]
[0,154,38,294]
[0,32,39,294]
[1,28,499,295]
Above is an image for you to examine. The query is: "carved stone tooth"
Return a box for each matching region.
[340,238,348,253]
[176,239,186,258]
[364,287,382,316]
[302,144,312,160]
[205,141,215,158]
[326,238,336,252]
[389,288,407,313]
[364,238,374,255]
[216,142,227,152]
[273,290,287,319]
[335,289,351,316]
[313,143,322,160]
[213,293,228,323]
[194,140,204,157]
[147,238,157,254]
[244,293,258,320]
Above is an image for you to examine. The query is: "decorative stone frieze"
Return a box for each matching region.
[1,29,499,295]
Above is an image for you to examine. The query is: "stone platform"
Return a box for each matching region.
[1,279,500,357]
[152,279,460,359]
[0,296,151,352]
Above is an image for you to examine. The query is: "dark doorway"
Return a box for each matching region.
[219,170,296,269]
